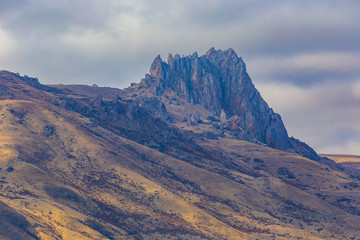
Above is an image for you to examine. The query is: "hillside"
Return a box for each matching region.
[321,154,360,180]
[1,49,360,240]
[321,154,360,163]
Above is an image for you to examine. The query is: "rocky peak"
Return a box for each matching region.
[150,55,165,78]
[138,48,320,158]
[141,49,291,150]
[220,109,227,123]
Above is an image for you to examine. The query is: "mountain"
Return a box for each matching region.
[148,48,291,150]
[53,48,318,160]
[0,49,360,240]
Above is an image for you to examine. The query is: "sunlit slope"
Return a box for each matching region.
[321,154,360,179]
[0,100,359,240]
[0,100,247,239]
[320,154,360,163]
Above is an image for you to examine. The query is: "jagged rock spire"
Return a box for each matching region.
[150,55,164,78]
[142,48,292,150]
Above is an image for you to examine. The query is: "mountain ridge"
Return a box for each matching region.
[2,48,320,160]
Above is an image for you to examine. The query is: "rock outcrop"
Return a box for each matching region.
[139,96,169,121]
[141,48,292,150]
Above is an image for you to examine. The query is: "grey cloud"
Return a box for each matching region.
[2,0,359,53]
[246,52,360,87]
[256,81,360,154]
[252,68,355,87]
[0,0,29,13]
[0,0,112,37]
[145,0,360,55]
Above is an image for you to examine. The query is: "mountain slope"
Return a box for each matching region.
[1,50,360,240]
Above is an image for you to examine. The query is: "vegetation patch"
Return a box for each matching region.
[44,185,85,203]
[277,167,295,179]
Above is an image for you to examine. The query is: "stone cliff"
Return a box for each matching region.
[140,48,292,151]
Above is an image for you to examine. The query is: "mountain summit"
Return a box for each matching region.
[133,48,317,159]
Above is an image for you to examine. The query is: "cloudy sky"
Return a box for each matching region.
[0,0,359,155]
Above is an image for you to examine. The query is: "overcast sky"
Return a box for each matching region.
[0,0,359,155]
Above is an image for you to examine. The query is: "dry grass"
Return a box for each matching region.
[320,154,360,163]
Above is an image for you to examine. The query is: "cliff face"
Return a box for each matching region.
[141,48,291,150]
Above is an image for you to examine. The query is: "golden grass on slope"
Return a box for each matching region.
[320,154,360,163]
[0,100,249,239]
[100,131,360,239]
[0,100,128,239]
